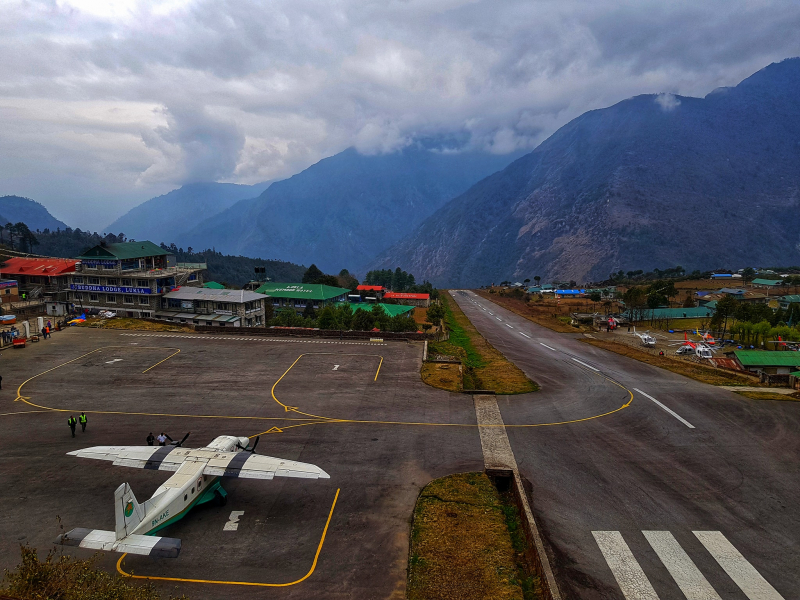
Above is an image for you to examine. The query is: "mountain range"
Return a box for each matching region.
[371,57,800,286]
[105,181,272,244]
[0,196,68,232]
[175,147,521,272]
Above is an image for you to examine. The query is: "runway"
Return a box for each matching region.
[451,290,798,599]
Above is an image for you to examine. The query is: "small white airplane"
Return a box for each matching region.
[55,434,329,558]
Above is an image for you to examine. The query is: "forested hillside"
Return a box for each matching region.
[181,145,520,273]
[372,58,800,286]
[0,226,306,287]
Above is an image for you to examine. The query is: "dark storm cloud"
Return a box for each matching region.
[0,0,798,229]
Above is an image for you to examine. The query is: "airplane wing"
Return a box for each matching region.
[67,446,190,472]
[203,453,330,480]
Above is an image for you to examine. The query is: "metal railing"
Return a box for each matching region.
[76,264,206,276]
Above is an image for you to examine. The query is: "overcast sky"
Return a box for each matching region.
[1,0,799,230]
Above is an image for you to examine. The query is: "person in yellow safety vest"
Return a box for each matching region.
[68,415,77,437]
[79,412,88,433]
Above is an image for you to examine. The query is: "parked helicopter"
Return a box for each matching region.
[630,326,660,347]
[670,332,717,359]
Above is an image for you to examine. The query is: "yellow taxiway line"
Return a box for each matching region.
[116,488,340,587]
[8,344,636,433]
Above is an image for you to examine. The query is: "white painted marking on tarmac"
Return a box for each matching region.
[223,511,245,531]
[694,531,785,600]
[332,364,339,370]
[539,343,556,351]
[634,389,695,429]
[572,357,600,372]
[593,531,659,599]
[488,312,494,315]
[643,531,721,599]
[520,332,531,338]
[105,359,123,364]
[505,323,513,328]
[496,317,502,321]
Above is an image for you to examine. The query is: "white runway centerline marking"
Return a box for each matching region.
[520,332,531,338]
[496,317,502,321]
[634,389,695,429]
[505,323,513,328]
[593,531,659,599]
[694,531,785,600]
[572,357,600,372]
[104,359,123,364]
[643,531,721,599]
[539,342,557,351]
[223,511,245,531]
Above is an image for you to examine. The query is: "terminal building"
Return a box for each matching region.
[67,241,205,318]
[255,283,350,314]
[157,287,269,327]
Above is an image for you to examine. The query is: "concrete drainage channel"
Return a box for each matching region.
[474,394,563,600]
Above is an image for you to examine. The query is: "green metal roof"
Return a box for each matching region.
[78,241,170,260]
[202,281,225,289]
[790,371,800,377]
[345,303,414,317]
[624,306,715,319]
[732,350,800,367]
[780,295,800,303]
[255,282,350,300]
[752,278,782,286]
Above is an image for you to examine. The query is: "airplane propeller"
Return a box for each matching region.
[237,436,260,453]
[170,432,191,447]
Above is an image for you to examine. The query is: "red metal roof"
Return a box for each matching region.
[1,257,78,276]
[383,292,430,300]
[357,285,384,291]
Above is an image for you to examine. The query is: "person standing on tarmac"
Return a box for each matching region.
[68,415,77,437]
[147,432,155,446]
[157,432,167,446]
[79,412,87,432]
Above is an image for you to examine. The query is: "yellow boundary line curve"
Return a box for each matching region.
[116,488,340,587]
[9,345,635,433]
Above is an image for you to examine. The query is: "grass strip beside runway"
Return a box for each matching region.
[408,473,541,600]
[424,294,538,394]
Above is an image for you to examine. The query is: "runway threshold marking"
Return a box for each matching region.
[694,531,785,600]
[633,388,695,429]
[643,531,721,600]
[117,488,341,588]
[593,531,659,599]
[596,530,785,600]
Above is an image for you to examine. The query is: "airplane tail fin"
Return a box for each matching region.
[55,528,180,558]
[115,483,144,540]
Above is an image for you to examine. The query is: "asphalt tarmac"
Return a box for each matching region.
[451,290,799,599]
[0,328,483,599]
